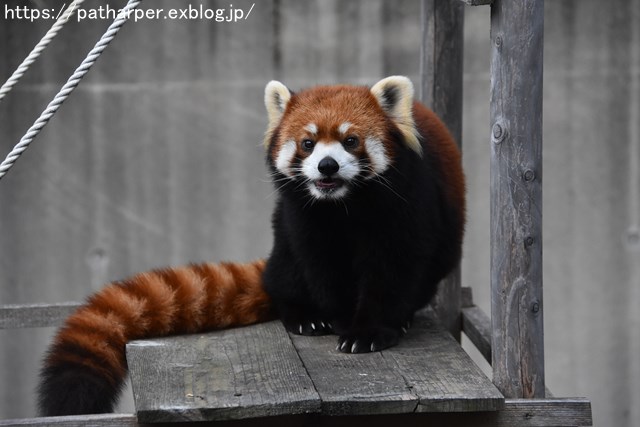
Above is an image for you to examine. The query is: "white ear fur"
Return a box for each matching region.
[370,76,422,155]
[264,80,292,146]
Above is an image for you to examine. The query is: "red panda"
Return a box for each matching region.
[37,76,465,416]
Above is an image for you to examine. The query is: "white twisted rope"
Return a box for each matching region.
[0,0,86,103]
[0,0,142,181]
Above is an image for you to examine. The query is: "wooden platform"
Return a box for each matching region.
[126,310,504,423]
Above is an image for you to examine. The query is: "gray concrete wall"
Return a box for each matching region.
[0,1,637,425]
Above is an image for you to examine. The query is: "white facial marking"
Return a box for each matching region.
[364,137,390,175]
[304,123,318,135]
[308,183,349,200]
[302,142,359,181]
[275,140,297,176]
[338,122,352,135]
[301,142,360,199]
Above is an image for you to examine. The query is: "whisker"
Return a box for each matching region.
[374,176,408,204]
[302,194,318,210]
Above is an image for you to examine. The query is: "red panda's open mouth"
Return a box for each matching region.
[314,178,345,191]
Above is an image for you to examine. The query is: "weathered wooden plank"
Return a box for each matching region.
[385,312,503,413]
[312,398,590,427]
[0,302,81,329]
[420,0,464,341]
[461,286,474,308]
[254,398,591,427]
[127,311,503,422]
[131,398,590,427]
[0,398,589,426]
[496,398,592,427]
[490,0,545,398]
[289,334,417,416]
[462,306,492,363]
[459,0,494,6]
[290,310,503,416]
[126,321,320,423]
[0,414,138,427]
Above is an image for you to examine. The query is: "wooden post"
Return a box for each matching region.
[420,0,465,341]
[489,0,545,398]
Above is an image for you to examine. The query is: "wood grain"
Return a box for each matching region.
[0,398,592,427]
[289,334,417,416]
[289,309,503,415]
[381,311,503,413]
[489,0,545,398]
[459,0,494,5]
[0,302,81,329]
[126,321,319,423]
[127,311,503,422]
[420,0,465,341]
[0,414,138,427]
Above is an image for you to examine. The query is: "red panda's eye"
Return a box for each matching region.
[301,139,315,151]
[343,136,359,149]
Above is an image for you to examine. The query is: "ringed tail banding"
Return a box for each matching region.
[37,259,272,416]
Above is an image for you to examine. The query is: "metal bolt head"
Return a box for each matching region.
[525,236,534,247]
[531,302,540,313]
[495,36,503,47]
[523,169,535,182]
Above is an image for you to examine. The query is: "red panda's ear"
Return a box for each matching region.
[264,81,292,145]
[370,76,422,156]
[265,81,291,120]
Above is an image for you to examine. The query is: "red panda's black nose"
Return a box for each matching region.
[318,157,340,176]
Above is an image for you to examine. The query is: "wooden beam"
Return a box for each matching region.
[0,414,138,427]
[420,0,464,342]
[462,306,492,363]
[461,286,474,308]
[0,397,591,427]
[489,0,545,398]
[0,302,81,329]
[459,0,494,6]
[2,398,589,427]
[497,398,592,427]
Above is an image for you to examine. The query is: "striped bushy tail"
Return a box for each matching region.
[38,259,272,416]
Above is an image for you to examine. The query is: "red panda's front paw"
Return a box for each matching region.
[336,327,400,353]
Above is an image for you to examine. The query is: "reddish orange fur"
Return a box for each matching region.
[43,260,274,389]
[413,101,466,242]
[270,85,397,161]
[154,267,207,333]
